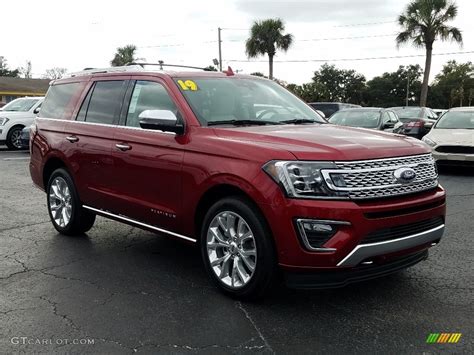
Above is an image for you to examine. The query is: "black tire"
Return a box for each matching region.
[200,196,278,300]
[6,126,24,150]
[46,168,96,235]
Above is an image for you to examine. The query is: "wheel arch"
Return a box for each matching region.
[193,183,270,242]
[42,156,68,190]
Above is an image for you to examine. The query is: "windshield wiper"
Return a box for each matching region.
[280,118,320,124]
[207,119,281,126]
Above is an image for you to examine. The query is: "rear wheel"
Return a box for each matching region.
[47,168,96,235]
[200,196,277,299]
[6,126,23,150]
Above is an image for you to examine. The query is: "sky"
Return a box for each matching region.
[2,0,473,84]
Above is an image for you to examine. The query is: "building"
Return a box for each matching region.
[0,77,50,107]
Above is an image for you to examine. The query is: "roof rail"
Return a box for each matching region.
[127,62,207,71]
[67,65,144,78]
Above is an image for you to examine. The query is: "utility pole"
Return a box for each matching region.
[218,27,222,71]
[405,73,410,106]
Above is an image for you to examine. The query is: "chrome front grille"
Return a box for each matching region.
[322,154,438,200]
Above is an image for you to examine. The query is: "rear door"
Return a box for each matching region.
[63,78,129,209]
[110,77,185,232]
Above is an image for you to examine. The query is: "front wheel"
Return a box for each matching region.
[200,196,277,299]
[47,168,96,235]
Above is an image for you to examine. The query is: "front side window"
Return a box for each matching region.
[82,81,126,125]
[2,98,39,112]
[435,111,474,129]
[176,78,326,126]
[126,81,178,127]
[40,83,84,119]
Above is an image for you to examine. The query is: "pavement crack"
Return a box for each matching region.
[39,294,81,331]
[236,301,274,354]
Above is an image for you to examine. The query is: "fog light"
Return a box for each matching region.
[295,219,350,251]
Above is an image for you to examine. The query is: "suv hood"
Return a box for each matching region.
[214,124,430,160]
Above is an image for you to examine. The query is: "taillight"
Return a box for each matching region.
[405,120,424,128]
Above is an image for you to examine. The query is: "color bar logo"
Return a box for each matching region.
[426,333,462,344]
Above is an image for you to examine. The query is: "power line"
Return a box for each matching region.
[224,33,396,43]
[333,20,397,27]
[226,50,474,63]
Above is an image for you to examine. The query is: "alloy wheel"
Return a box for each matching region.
[49,177,72,228]
[206,211,257,289]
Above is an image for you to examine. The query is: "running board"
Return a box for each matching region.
[82,205,197,243]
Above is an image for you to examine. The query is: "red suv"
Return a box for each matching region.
[29,65,446,299]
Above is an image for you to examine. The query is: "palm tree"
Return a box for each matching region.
[245,18,293,80]
[396,0,462,106]
[111,45,139,66]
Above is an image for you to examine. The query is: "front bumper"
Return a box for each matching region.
[262,186,446,270]
[433,150,474,166]
[285,250,429,289]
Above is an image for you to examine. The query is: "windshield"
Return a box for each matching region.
[390,107,422,120]
[329,110,381,128]
[2,98,39,112]
[435,111,474,129]
[175,78,326,125]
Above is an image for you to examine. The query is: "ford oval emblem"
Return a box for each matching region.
[393,167,417,184]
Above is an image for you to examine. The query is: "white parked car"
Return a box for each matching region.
[422,107,474,167]
[0,97,44,150]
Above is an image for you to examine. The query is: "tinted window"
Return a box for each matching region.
[76,86,94,122]
[126,81,178,127]
[390,107,422,120]
[381,112,391,124]
[85,81,126,125]
[40,82,84,119]
[388,111,398,122]
[329,110,380,128]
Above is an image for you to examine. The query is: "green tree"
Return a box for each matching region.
[0,56,20,77]
[312,63,366,104]
[20,60,32,78]
[365,65,423,107]
[429,60,474,107]
[286,82,322,102]
[111,45,139,66]
[396,0,463,106]
[245,18,293,80]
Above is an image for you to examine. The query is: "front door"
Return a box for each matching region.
[110,79,185,233]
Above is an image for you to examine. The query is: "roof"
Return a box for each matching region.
[0,77,50,95]
[449,106,474,111]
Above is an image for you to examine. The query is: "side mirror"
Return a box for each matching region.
[33,107,41,114]
[383,122,395,129]
[138,110,184,134]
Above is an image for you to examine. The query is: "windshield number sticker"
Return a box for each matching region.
[177,80,198,91]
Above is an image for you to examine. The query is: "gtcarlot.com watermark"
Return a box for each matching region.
[11,337,94,346]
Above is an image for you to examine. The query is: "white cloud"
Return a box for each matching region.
[2,0,472,84]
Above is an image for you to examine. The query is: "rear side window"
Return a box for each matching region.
[78,81,126,125]
[39,82,84,119]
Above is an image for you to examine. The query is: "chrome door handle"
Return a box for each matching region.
[66,136,79,143]
[115,143,132,151]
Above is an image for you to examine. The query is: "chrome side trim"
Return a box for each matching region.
[337,224,444,267]
[83,205,196,243]
[36,117,176,135]
[295,218,351,252]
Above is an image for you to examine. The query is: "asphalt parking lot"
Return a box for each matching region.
[0,147,472,354]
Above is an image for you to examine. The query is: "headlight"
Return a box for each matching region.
[0,117,9,126]
[422,137,437,147]
[263,161,348,199]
